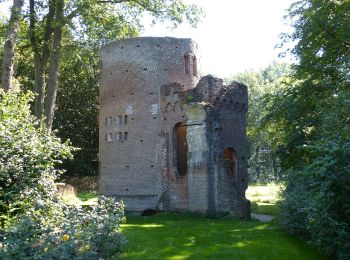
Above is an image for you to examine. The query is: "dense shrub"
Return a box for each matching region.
[280,143,350,259]
[0,90,73,221]
[274,83,350,259]
[0,90,126,258]
[1,197,126,259]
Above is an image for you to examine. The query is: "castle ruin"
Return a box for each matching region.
[99,37,250,218]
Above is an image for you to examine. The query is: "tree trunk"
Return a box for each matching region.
[45,0,64,133]
[33,55,45,119]
[1,0,24,91]
[30,0,55,120]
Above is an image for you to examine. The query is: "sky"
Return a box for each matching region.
[142,0,295,78]
[1,0,295,78]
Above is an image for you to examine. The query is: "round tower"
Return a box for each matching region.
[99,37,200,212]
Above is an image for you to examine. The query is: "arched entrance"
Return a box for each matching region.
[173,122,188,176]
[223,147,237,178]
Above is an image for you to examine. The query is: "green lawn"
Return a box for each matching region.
[120,213,326,260]
[62,191,98,206]
[246,183,282,216]
[64,186,326,259]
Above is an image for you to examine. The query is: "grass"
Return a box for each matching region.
[65,185,327,259]
[119,213,326,260]
[62,191,98,206]
[246,183,282,216]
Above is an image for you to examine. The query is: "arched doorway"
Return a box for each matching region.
[223,147,237,178]
[173,123,188,176]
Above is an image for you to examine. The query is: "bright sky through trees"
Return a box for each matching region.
[142,0,295,78]
[0,0,295,78]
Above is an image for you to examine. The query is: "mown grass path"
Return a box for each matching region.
[120,213,326,260]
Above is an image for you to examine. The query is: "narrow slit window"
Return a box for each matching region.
[124,132,128,141]
[124,115,128,125]
[108,117,112,127]
[184,54,190,74]
[193,55,197,76]
[105,117,108,127]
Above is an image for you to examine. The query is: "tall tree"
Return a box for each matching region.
[1,0,24,91]
[267,0,350,169]
[229,61,291,182]
[25,0,202,132]
[266,1,350,258]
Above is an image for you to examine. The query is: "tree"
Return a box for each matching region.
[265,0,350,258]
[229,61,291,182]
[6,0,202,132]
[54,40,101,177]
[1,0,24,91]
[0,89,73,222]
[0,90,127,259]
[267,0,350,169]
[279,0,350,87]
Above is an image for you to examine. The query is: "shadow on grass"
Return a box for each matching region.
[118,213,327,260]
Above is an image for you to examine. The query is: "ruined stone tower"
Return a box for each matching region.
[99,37,250,218]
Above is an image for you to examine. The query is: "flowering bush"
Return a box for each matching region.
[0,91,126,258]
[1,197,126,259]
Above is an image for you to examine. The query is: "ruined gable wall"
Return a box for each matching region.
[188,76,250,216]
[160,76,250,216]
[207,81,250,217]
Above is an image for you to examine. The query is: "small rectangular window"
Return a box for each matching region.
[124,115,128,125]
[105,117,108,127]
[106,133,112,142]
[117,132,122,141]
[108,117,112,127]
[124,132,128,141]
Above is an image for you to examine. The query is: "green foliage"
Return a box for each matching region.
[54,41,101,177]
[276,88,350,259]
[280,140,350,259]
[1,0,202,177]
[70,0,203,46]
[186,94,193,103]
[280,0,350,87]
[264,0,350,258]
[0,90,73,222]
[229,62,292,182]
[246,183,281,216]
[0,91,126,258]
[1,197,126,259]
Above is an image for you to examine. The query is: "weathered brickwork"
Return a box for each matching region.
[99,37,250,218]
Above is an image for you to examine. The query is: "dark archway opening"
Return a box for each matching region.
[174,123,188,176]
[193,55,197,76]
[223,147,237,178]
